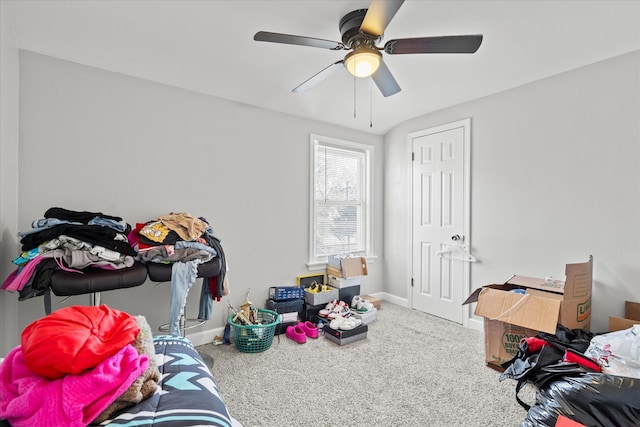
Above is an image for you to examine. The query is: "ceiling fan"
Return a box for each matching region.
[254,0,483,97]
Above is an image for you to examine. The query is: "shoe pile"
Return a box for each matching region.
[316,300,363,331]
[285,321,319,344]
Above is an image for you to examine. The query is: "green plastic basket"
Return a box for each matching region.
[229,308,280,353]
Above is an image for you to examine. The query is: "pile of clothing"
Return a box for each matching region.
[1,207,229,339]
[130,212,228,336]
[0,305,160,427]
[1,207,137,300]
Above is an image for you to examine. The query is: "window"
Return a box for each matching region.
[309,134,372,267]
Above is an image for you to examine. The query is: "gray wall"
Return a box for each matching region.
[0,1,21,356]
[2,40,638,351]
[384,50,640,333]
[8,51,384,346]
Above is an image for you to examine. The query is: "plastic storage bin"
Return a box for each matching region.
[229,308,280,353]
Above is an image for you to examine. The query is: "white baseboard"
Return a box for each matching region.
[373,291,409,308]
[467,316,483,333]
[182,325,225,347]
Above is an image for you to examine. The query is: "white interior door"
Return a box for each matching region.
[411,119,471,324]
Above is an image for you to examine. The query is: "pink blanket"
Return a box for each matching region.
[0,343,148,427]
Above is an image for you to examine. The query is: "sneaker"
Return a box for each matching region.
[319,300,338,317]
[327,301,349,320]
[339,317,362,331]
[351,295,363,309]
[355,300,375,313]
[329,315,361,331]
[329,315,347,330]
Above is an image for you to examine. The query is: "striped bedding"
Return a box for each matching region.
[102,336,233,427]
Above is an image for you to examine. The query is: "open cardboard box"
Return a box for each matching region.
[609,301,640,331]
[327,255,368,279]
[464,256,593,367]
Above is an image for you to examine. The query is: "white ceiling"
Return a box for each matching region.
[5,0,640,135]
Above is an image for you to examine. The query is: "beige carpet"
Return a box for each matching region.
[197,302,535,427]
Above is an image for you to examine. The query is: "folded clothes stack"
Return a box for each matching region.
[2,207,138,301]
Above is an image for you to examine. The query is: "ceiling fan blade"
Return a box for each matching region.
[384,35,483,54]
[292,60,345,93]
[371,61,401,97]
[254,31,344,50]
[360,0,405,37]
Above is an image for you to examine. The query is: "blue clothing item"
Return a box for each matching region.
[198,279,213,321]
[169,259,202,336]
[19,216,126,237]
[12,248,40,265]
[18,218,82,237]
[87,216,127,232]
[175,240,217,257]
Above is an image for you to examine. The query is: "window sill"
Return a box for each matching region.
[307,255,377,272]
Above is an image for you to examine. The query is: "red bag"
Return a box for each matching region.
[21,305,139,379]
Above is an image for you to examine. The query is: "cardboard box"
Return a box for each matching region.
[328,274,361,289]
[297,273,325,288]
[360,294,381,310]
[483,319,539,367]
[304,286,338,306]
[327,255,368,279]
[352,308,377,324]
[338,284,360,306]
[326,266,343,279]
[302,303,326,321]
[265,298,304,314]
[464,256,593,367]
[324,323,368,346]
[278,312,299,323]
[609,301,640,331]
[268,286,304,301]
[275,321,298,336]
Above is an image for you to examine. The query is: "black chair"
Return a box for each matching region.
[44,261,148,315]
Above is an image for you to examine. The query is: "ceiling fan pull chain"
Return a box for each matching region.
[353,71,357,118]
[370,88,373,128]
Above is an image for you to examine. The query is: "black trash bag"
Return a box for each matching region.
[536,326,595,354]
[500,325,597,411]
[501,342,565,382]
[520,373,640,427]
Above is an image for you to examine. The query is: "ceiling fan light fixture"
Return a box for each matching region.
[344,47,382,78]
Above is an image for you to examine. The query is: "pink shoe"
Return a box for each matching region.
[286,325,307,344]
[297,321,319,339]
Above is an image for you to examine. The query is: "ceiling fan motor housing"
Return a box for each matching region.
[339,9,380,47]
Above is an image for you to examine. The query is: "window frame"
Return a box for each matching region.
[308,134,374,269]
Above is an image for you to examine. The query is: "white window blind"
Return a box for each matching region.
[310,135,372,265]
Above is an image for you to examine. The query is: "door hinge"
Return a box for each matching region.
[411,278,414,287]
[411,152,415,161]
